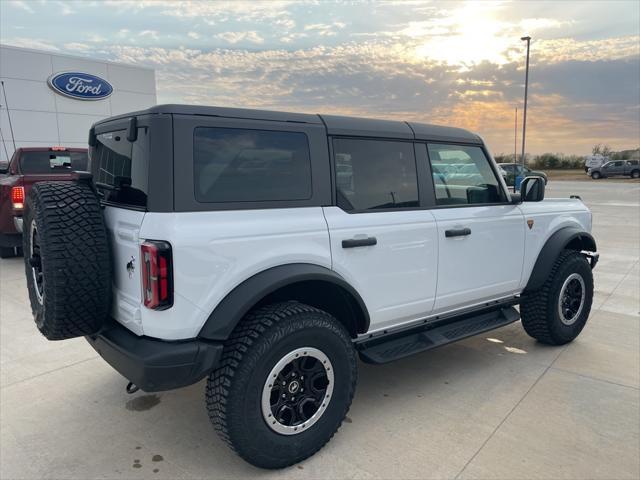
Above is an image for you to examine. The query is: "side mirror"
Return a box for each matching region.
[521,176,545,202]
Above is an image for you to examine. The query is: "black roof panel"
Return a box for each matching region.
[408,121,481,144]
[319,114,414,139]
[93,104,482,144]
[94,104,323,125]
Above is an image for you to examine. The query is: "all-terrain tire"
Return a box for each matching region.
[23,182,111,340]
[206,301,357,469]
[521,249,593,345]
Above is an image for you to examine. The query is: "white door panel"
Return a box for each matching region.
[323,206,438,332]
[432,205,525,311]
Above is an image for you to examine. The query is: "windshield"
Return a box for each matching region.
[19,151,88,174]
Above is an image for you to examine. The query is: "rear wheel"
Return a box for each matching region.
[631,169,640,179]
[521,250,593,345]
[23,182,111,340]
[206,301,357,469]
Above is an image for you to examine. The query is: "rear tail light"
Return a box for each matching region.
[11,186,24,210]
[140,240,173,310]
[50,146,67,151]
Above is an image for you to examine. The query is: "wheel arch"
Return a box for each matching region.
[198,263,370,341]
[524,227,596,293]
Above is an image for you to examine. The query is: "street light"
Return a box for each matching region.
[520,36,531,170]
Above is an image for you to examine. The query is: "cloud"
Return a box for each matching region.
[139,30,160,41]
[95,36,638,154]
[304,23,347,37]
[87,34,107,43]
[187,31,200,40]
[100,0,297,24]
[215,31,264,45]
[57,1,75,15]
[7,1,34,14]
[3,37,59,51]
[64,42,92,52]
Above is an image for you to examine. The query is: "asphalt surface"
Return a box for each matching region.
[1,180,639,479]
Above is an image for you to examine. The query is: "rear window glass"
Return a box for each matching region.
[19,151,87,174]
[194,127,312,203]
[92,129,148,208]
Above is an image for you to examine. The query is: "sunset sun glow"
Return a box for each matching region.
[1,0,638,155]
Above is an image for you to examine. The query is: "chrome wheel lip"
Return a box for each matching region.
[558,273,585,326]
[29,220,44,305]
[261,347,334,436]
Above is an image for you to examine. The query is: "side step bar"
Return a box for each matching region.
[358,306,520,364]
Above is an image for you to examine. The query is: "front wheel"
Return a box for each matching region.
[521,250,593,345]
[591,171,601,179]
[631,170,640,179]
[206,301,357,469]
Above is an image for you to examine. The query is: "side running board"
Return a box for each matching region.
[358,306,520,364]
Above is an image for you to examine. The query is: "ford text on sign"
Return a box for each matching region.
[47,72,113,101]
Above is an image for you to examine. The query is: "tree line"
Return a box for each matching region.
[495,145,639,169]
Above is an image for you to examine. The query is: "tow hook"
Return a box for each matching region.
[126,382,140,394]
[585,252,599,270]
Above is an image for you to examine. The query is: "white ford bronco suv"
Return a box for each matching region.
[23,105,598,469]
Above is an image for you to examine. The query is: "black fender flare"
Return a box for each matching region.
[524,227,597,292]
[197,263,370,341]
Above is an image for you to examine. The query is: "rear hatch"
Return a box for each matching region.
[91,127,149,335]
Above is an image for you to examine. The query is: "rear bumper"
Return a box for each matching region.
[86,320,224,392]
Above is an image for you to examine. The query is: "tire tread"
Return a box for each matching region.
[206,301,357,468]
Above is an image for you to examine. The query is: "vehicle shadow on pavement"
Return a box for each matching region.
[72,324,555,479]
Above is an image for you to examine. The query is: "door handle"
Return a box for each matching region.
[445,227,471,238]
[342,237,377,248]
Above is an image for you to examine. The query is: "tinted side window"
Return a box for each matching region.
[194,127,311,203]
[427,144,503,205]
[92,129,149,208]
[333,138,418,211]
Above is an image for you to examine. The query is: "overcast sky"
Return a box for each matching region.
[1,0,639,155]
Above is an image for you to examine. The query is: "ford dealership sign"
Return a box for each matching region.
[47,72,113,101]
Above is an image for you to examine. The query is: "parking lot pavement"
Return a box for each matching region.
[1,180,638,480]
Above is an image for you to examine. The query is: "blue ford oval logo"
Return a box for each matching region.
[47,72,113,101]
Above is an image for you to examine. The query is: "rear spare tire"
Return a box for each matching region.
[23,182,111,340]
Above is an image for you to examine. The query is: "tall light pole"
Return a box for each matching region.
[520,36,531,168]
[514,107,518,162]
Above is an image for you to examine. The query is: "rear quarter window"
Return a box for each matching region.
[193,127,312,203]
[91,129,149,208]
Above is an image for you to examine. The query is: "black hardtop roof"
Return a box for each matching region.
[94,104,482,144]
